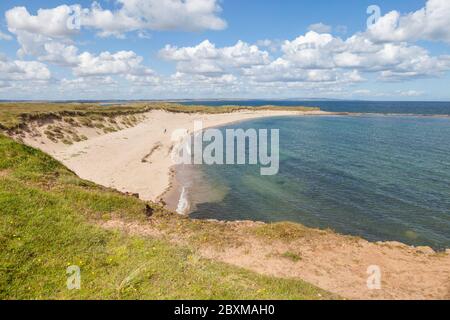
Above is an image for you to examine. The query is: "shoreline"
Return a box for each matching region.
[7,106,450,299]
[164,163,450,252]
[15,108,450,251]
[160,112,450,252]
[20,108,328,202]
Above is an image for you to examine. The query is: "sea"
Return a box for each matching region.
[175,100,450,250]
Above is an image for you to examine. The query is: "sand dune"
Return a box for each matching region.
[16,108,450,300]
[24,109,325,202]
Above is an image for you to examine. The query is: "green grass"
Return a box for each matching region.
[0,134,333,300]
[281,252,302,262]
[0,102,319,130]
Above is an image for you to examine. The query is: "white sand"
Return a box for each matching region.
[26,109,327,202]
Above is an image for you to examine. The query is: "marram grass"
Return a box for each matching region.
[0,102,319,130]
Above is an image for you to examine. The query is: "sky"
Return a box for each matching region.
[0,0,449,101]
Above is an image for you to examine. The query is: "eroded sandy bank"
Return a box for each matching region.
[100,216,450,300]
[11,108,450,300]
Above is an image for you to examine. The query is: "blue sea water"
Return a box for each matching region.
[181,100,450,115]
[182,111,450,250]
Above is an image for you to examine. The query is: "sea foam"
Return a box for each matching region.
[176,186,190,215]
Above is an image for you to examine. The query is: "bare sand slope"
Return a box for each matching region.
[202,231,450,300]
[101,218,450,300]
[18,108,450,299]
[30,109,323,201]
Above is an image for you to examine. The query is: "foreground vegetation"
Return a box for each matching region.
[0,133,332,299]
[0,102,319,130]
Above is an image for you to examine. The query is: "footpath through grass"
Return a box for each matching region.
[0,134,332,299]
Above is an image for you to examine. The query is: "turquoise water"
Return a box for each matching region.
[181,100,450,115]
[187,115,450,250]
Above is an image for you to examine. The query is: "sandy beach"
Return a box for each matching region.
[23,109,326,203]
[10,106,450,300]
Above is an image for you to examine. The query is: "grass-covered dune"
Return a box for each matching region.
[2,102,448,300]
[0,102,319,130]
[0,102,330,300]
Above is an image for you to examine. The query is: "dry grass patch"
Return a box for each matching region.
[252,222,328,242]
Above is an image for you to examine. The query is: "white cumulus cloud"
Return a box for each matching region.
[2,0,450,99]
[276,31,450,80]
[308,23,332,33]
[0,54,51,82]
[82,0,226,37]
[160,40,270,76]
[6,1,226,39]
[367,0,450,43]
[6,5,80,38]
[74,50,154,77]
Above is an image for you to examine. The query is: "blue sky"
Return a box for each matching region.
[0,0,449,100]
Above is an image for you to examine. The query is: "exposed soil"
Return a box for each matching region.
[100,217,450,300]
[8,109,450,300]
